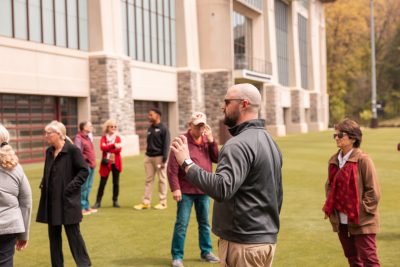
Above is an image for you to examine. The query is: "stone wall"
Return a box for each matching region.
[177,70,204,132]
[89,56,135,135]
[177,70,232,143]
[202,71,232,144]
[290,89,302,123]
[264,85,280,125]
[309,92,320,122]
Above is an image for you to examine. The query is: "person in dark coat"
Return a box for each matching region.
[36,120,91,267]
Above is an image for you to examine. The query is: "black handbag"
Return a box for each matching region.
[101,158,109,165]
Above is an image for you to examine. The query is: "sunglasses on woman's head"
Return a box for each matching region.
[333,132,348,139]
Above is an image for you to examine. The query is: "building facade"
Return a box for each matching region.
[0,0,331,162]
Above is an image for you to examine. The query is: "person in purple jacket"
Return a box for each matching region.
[167,112,220,267]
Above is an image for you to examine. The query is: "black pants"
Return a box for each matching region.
[96,164,120,202]
[0,234,17,267]
[48,224,91,267]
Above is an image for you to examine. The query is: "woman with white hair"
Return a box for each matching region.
[36,121,91,267]
[0,124,32,267]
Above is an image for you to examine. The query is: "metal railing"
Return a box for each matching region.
[234,54,272,75]
[238,0,263,11]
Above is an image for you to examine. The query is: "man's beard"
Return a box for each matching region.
[223,110,239,128]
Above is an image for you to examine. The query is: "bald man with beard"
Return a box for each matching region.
[170,83,283,267]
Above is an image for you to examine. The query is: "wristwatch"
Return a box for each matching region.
[181,158,194,169]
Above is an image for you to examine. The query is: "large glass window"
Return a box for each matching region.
[78,0,89,51]
[164,0,171,66]
[121,0,129,55]
[135,0,144,61]
[127,0,136,57]
[55,0,67,47]
[170,0,176,66]
[14,0,28,40]
[67,0,78,49]
[43,0,55,44]
[29,0,42,42]
[150,0,158,64]
[0,0,88,51]
[157,0,165,65]
[298,14,308,89]
[0,0,13,37]
[0,94,78,163]
[233,11,252,70]
[121,0,176,66]
[143,1,151,62]
[275,0,289,86]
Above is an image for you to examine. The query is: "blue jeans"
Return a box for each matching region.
[0,234,17,267]
[171,194,213,260]
[81,167,95,210]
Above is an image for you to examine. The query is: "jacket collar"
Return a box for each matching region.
[49,140,72,155]
[186,130,206,145]
[328,147,363,165]
[77,131,89,139]
[228,119,265,136]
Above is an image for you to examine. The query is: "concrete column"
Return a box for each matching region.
[308,91,325,131]
[88,0,124,54]
[177,70,204,132]
[87,0,139,156]
[265,0,279,79]
[202,70,232,143]
[288,1,301,88]
[197,0,233,69]
[264,84,286,136]
[287,89,308,133]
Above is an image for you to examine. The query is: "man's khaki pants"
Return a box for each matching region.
[218,239,276,267]
[143,156,168,205]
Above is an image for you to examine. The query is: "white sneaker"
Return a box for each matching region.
[172,259,184,267]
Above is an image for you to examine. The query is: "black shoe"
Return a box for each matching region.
[113,201,120,208]
[92,202,101,209]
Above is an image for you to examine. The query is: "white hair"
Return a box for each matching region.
[45,120,72,143]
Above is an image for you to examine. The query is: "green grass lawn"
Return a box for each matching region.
[14,128,400,266]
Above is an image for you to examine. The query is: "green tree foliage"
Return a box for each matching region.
[325,0,400,125]
[377,24,400,117]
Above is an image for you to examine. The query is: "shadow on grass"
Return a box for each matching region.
[113,257,169,266]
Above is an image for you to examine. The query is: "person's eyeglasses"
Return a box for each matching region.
[224,99,244,106]
[109,126,117,129]
[333,132,348,139]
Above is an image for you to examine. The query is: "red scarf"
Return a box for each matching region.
[323,162,360,224]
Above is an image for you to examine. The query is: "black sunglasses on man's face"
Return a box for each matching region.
[333,132,348,139]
